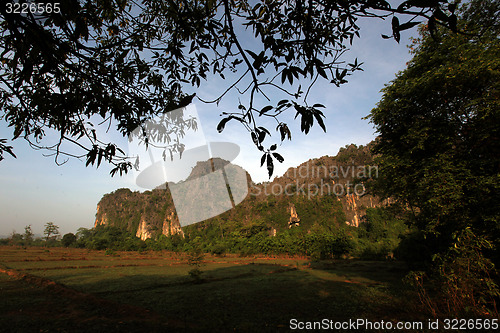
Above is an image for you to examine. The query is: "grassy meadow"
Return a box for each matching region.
[0,246,430,332]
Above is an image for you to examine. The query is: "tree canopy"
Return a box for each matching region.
[0,0,462,176]
[368,0,500,315]
[369,0,499,251]
[43,221,60,241]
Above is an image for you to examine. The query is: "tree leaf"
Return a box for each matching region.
[97,148,104,167]
[392,16,400,31]
[217,117,230,133]
[260,153,266,167]
[258,129,266,143]
[86,146,97,167]
[134,155,140,171]
[398,21,421,31]
[392,16,401,43]
[259,105,273,116]
[272,152,284,163]
[396,1,412,12]
[258,127,271,136]
[313,111,327,132]
[266,154,274,178]
[251,132,259,146]
[246,49,258,61]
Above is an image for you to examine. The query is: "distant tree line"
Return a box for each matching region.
[1,207,408,262]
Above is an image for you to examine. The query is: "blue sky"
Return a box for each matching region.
[0,17,417,237]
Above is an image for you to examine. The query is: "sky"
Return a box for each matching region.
[0,15,418,237]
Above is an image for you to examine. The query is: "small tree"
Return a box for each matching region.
[43,222,60,243]
[23,225,34,245]
[187,246,205,283]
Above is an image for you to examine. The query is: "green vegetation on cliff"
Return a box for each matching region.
[87,143,406,259]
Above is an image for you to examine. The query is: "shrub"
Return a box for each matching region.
[105,249,118,256]
[187,247,205,283]
[406,228,499,317]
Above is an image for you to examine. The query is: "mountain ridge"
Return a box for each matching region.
[95,142,389,240]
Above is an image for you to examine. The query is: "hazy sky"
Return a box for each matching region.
[0,16,417,236]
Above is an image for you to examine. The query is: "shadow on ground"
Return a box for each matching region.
[1,260,419,332]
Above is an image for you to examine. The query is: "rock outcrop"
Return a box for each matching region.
[95,204,108,226]
[136,218,152,241]
[162,212,184,238]
[134,214,185,241]
[288,203,300,228]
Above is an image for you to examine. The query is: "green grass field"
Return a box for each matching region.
[0,246,425,332]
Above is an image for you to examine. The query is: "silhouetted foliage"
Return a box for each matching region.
[0,0,464,176]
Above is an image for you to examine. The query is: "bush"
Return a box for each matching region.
[406,228,499,317]
[105,249,118,256]
[210,243,226,256]
[187,247,205,283]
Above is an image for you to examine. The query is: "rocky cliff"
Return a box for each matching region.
[95,143,388,239]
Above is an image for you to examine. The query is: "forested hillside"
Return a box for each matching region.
[92,143,404,258]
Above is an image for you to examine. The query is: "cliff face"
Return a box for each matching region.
[162,211,184,238]
[95,203,108,226]
[95,143,388,239]
[94,187,185,239]
[136,218,152,241]
[251,142,382,228]
[94,158,250,239]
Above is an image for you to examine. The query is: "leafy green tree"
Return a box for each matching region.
[75,227,92,248]
[61,232,77,247]
[370,0,500,256]
[75,227,91,240]
[368,0,500,315]
[43,222,60,242]
[81,225,144,250]
[0,0,462,176]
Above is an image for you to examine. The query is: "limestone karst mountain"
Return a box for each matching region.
[95,143,389,239]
